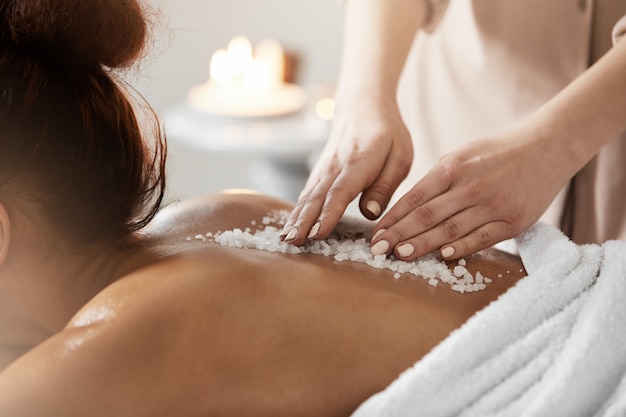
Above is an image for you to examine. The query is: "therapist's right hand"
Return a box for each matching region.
[282,95,414,245]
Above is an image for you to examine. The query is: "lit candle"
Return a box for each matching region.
[226,36,253,81]
[188,36,306,118]
[209,48,231,85]
[251,39,284,89]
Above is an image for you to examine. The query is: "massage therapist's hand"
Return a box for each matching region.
[372,34,626,260]
[371,132,571,261]
[280,0,427,245]
[281,95,413,245]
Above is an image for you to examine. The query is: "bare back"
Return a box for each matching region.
[0,192,525,417]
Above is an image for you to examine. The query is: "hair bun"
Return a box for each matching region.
[1,0,148,68]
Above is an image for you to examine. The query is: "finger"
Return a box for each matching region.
[389,206,488,260]
[281,176,321,239]
[297,161,373,243]
[373,184,472,256]
[287,162,369,245]
[297,148,384,242]
[359,146,412,220]
[283,150,341,241]
[438,221,517,260]
[376,165,452,231]
[312,168,368,239]
[287,175,337,245]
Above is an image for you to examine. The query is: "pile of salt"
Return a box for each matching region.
[188,210,495,294]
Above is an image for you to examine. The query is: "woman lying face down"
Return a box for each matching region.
[0,1,525,415]
[0,191,524,416]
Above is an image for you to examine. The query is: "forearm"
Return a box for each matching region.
[336,0,429,103]
[528,36,626,179]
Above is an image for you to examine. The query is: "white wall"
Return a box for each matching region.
[128,0,344,203]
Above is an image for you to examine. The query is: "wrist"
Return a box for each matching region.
[334,84,398,112]
[517,112,593,187]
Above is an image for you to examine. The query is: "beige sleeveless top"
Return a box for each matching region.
[394,0,626,244]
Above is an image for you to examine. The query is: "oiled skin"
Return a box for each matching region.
[0,192,525,417]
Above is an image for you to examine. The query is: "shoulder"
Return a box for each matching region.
[143,190,293,243]
[0,255,238,416]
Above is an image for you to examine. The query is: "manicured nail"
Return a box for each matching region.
[441,246,455,258]
[285,227,298,242]
[308,221,321,239]
[397,243,415,258]
[372,228,386,241]
[371,240,390,256]
[366,200,381,217]
[280,225,293,238]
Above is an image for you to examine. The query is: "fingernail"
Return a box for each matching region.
[280,225,293,238]
[307,221,321,239]
[285,227,298,242]
[371,240,390,256]
[372,229,386,241]
[366,200,381,217]
[441,246,455,258]
[397,243,415,258]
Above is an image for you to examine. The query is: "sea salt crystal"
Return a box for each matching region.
[334,253,350,262]
[258,210,290,226]
[204,212,507,294]
[451,284,466,293]
[453,265,469,278]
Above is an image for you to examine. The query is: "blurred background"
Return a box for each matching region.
[127,0,344,204]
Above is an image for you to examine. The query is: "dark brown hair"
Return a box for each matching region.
[0,0,166,243]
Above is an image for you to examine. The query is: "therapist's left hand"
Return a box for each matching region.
[370,132,572,261]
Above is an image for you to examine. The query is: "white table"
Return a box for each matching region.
[163,102,329,201]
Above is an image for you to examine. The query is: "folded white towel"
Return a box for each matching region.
[352,223,626,417]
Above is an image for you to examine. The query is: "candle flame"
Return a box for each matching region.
[227,36,253,79]
[209,49,231,85]
[208,36,284,92]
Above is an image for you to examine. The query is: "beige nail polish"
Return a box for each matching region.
[366,200,381,217]
[308,221,321,239]
[372,229,386,241]
[397,243,415,258]
[371,240,390,256]
[441,246,455,258]
[280,225,293,238]
[285,227,298,241]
